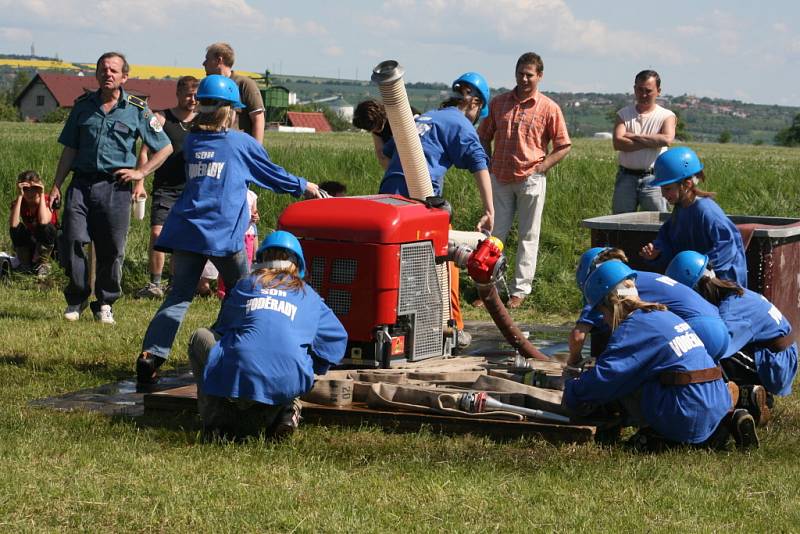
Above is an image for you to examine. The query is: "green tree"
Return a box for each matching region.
[41,107,70,123]
[321,106,352,132]
[0,101,20,121]
[0,71,30,122]
[718,130,732,143]
[775,113,800,147]
[674,110,691,142]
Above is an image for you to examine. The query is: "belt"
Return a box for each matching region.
[762,331,796,353]
[619,165,654,177]
[660,366,723,386]
[74,171,116,183]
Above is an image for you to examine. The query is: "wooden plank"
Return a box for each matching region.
[144,385,596,443]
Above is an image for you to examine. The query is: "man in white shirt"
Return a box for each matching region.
[611,70,676,214]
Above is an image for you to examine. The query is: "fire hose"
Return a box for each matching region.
[458,391,570,423]
[449,235,550,361]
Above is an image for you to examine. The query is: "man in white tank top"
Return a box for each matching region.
[612,70,676,213]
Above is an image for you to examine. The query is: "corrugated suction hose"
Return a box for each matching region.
[371,60,434,200]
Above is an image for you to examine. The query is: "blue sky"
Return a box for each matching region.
[1,0,798,105]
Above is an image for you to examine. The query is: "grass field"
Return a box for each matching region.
[1,123,800,531]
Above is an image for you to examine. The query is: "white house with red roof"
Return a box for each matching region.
[14,72,178,121]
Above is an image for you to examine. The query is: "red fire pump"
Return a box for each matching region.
[278,194,454,367]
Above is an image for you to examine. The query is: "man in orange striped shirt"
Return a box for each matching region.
[477,52,571,309]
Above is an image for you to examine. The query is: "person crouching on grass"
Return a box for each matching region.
[562,260,759,451]
[568,246,730,366]
[188,230,347,441]
[639,146,747,287]
[8,170,58,276]
[136,75,324,384]
[666,250,797,427]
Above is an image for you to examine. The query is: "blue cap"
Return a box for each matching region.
[256,230,306,278]
[652,147,704,186]
[583,260,637,309]
[197,74,245,109]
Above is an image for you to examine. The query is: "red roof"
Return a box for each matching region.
[18,72,178,111]
[286,111,332,132]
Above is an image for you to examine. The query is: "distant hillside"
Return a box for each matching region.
[1,56,797,144]
[269,73,799,144]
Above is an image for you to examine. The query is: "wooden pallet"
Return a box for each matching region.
[144,385,598,443]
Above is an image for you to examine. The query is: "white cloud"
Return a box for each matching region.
[265,16,328,37]
[272,17,298,34]
[0,0,266,33]
[303,21,328,36]
[323,45,344,57]
[0,27,33,42]
[382,0,416,9]
[676,25,704,36]
[361,48,383,59]
[367,0,683,64]
[358,15,402,33]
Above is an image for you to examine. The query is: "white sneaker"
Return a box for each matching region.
[94,304,116,325]
[63,301,88,321]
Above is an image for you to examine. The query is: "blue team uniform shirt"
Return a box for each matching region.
[58,89,170,173]
[649,197,747,287]
[203,275,348,405]
[565,309,731,444]
[578,270,730,361]
[156,130,307,256]
[718,289,797,396]
[379,107,488,197]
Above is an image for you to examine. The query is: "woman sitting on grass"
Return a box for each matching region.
[188,230,347,440]
[136,75,323,384]
[563,260,757,451]
[667,250,797,427]
[639,147,747,287]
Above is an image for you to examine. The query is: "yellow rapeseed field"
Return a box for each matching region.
[0,58,80,70]
[1,58,262,80]
[77,63,263,80]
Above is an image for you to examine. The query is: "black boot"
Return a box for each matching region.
[136,352,166,384]
[730,409,759,450]
[738,385,772,426]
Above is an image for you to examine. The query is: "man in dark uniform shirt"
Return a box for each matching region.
[135,76,199,298]
[49,51,172,324]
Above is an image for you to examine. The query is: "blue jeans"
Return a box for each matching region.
[611,168,667,214]
[141,249,248,359]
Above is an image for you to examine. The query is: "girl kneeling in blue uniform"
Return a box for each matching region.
[569,247,730,365]
[563,260,758,450]
[136,75,323,383]
[567,247,730,365]
[188,231,347,440]
[639,147,747,287]
[667,250,797,426]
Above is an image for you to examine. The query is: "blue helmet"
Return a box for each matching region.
[575,247,611,290]
[452,72,490,119]
[665,250,709,289]
[256,230,306,278]
[583,260,637,309]
[652,147,704,186]
[197,74,244,109]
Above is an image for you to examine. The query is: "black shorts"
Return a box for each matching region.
[150,187,183,227]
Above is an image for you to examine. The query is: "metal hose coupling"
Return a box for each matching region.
[371,60,434,200]
[447,232,507,285]
[458,391,570,423]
